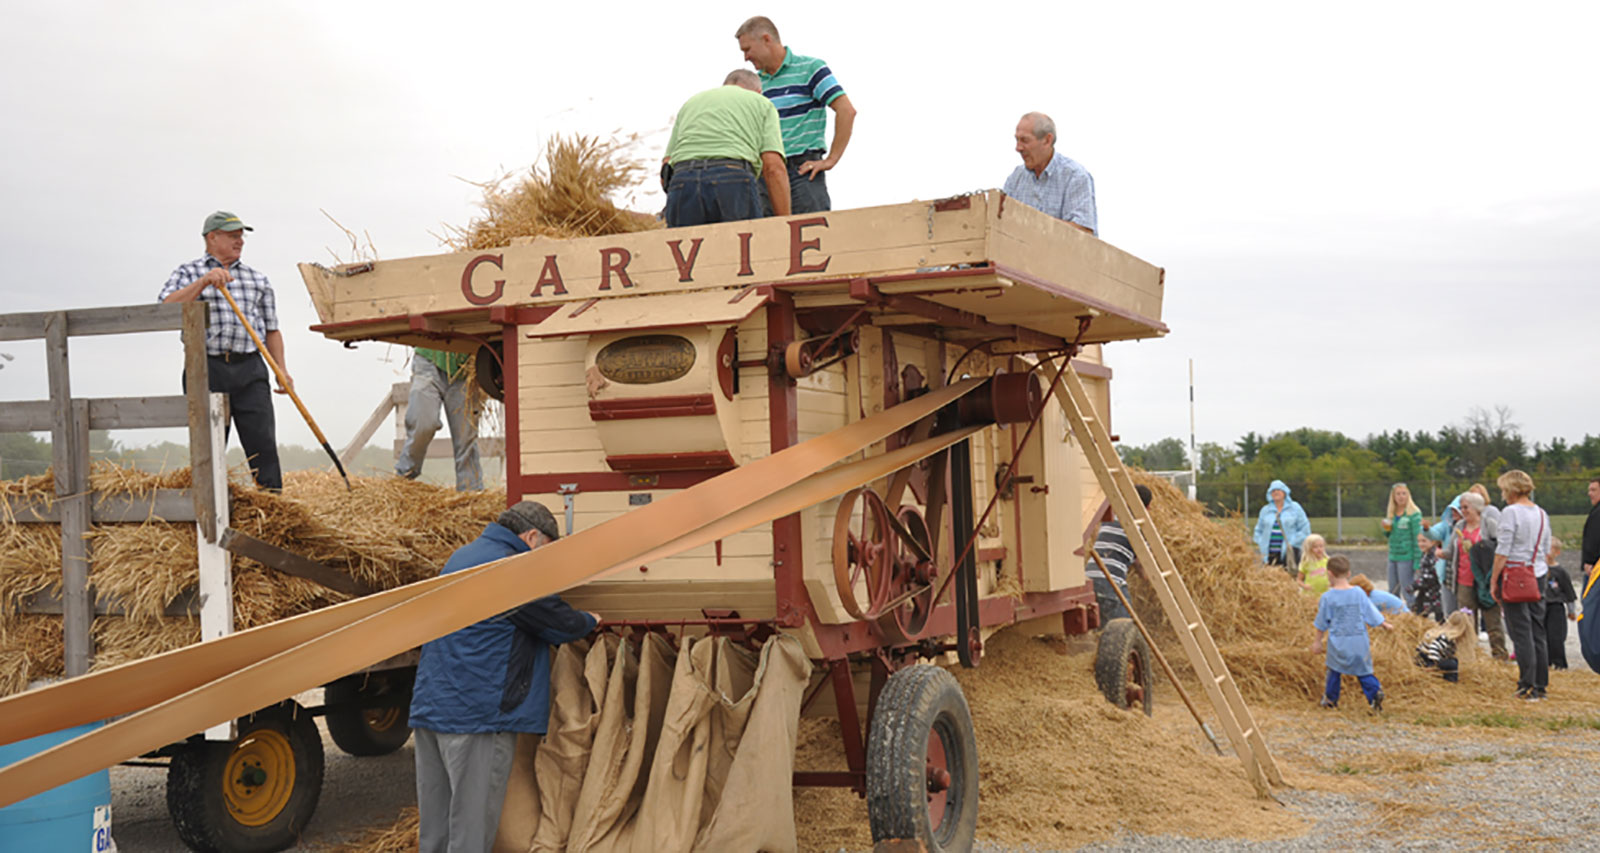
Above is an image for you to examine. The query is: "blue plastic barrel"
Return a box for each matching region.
[0,721,114,853]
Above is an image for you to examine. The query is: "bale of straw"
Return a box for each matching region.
[444,134,661,249]
[0,465,505,697]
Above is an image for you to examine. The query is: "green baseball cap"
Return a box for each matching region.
[201,211,253,235]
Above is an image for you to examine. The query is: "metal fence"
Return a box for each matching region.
[1197,475,1596,525]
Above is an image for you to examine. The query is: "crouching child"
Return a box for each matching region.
[1311,555,1394,710]
[1415,610,1474,682]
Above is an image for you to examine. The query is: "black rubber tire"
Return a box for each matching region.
[1095,618,1155,716]
[324,675,413,757]
[166,702,325,853]
[866,664,979,852]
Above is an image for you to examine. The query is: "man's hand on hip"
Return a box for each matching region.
[797,157,836,180]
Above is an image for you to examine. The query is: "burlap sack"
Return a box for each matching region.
[527,637,614,852]
[693,635,809,852]
[566,632,675,852]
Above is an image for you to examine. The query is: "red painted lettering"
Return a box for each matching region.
[737,232,754,277]
[461,254,505,305]
[787,217,830,274]
[666,238,704,282]
[532,255,567,297]
[599,247,635,290]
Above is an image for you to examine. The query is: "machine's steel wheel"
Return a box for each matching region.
[1094,618,1155,716]
[832,487,895,620]
[474,344,504,401]
[166,702,325,853]
[325,675,413,757]
[887,506,936,638]
[867,665,979,852]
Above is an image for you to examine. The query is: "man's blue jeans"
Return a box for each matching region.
[665,161,762,227]
[758,149,831,215]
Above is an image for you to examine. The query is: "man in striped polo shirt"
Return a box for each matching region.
[1088,485,1153,622]
[735,16,857,215]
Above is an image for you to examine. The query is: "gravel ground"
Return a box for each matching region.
[108,704,1600,853]
[1069,725,1600,852]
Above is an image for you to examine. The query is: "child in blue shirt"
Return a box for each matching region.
[1350,573,1408,617]
[1312,556,1394,710]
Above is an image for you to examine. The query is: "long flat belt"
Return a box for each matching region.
[0,379,984,808]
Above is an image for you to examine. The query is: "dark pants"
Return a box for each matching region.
[665,160,762,227]
[1324,669,1382,705]
[758,149,832,215]
[1546,605,1570,669]
[1092,575,1129,622]
[1267,547,1300,578]
[185,353,282,491]
[1502,598,1549,692]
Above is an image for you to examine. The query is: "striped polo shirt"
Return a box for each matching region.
[758,48,845,156]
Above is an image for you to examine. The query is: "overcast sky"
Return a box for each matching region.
[1,1,1595,463]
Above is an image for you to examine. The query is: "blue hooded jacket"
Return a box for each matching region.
[1253,479,1311,560]
[1427,496,1462,545]
[408,523,597,734]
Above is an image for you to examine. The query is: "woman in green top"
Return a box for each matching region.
[1382,482,1424,608]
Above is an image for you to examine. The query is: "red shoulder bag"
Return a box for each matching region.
[1498,509,1545,604]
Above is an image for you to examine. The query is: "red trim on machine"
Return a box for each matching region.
[604,451,735,472]
[587,394,718,421]
[519,471,724,493]
[502,322,522,507]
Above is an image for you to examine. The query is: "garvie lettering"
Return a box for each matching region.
[458,219,830,305]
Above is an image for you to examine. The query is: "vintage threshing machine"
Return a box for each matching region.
[299,190,1169,848]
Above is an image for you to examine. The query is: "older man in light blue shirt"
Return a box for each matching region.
[1002,112,1097,235]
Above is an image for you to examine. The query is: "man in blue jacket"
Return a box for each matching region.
[1253,479,1311,574]
[409,501,598,853]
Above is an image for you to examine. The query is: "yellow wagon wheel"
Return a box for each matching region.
[166,701,325,853]
[222,727,296,826]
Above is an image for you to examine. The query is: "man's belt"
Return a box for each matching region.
[209,350,258,363]
[786,149,825,167]
[672,158,756,174]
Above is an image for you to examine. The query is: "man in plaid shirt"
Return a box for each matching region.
[159,211,288,491]
[1004,112,1098,235]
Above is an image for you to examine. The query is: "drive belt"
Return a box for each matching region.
[0,379,986,808]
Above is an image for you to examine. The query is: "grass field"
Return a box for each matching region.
[1236,515,1587,546]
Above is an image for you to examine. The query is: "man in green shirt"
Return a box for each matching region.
[736,15,857,214]
[396,348,483,491]
[664,70,790,226]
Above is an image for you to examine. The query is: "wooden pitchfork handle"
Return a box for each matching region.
[212,281,352,490]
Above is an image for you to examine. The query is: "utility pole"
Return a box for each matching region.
[1188,359,1198,501]
[1335,481,1343,542]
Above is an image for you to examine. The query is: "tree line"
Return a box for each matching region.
[1116,406,1600,517]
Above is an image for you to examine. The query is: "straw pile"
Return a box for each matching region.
[443,134,662,249]
[0,465,504,696]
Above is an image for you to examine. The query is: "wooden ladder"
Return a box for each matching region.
[1054,363,1284,796]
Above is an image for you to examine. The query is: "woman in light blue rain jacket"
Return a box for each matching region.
[1254,479,1311,573]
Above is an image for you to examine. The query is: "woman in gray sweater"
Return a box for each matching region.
[1491,470,1552,700]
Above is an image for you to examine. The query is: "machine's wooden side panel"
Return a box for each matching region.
[518,338,605,474]
[986,200,1165,325]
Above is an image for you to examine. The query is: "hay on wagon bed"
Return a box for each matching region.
[443,133,661,249]
[0,465,505,697]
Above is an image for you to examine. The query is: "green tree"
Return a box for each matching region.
[1116,437,1188,470]
[1235,431,1263,463]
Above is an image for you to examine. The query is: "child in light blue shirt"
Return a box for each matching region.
[1312,556,1394,710]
